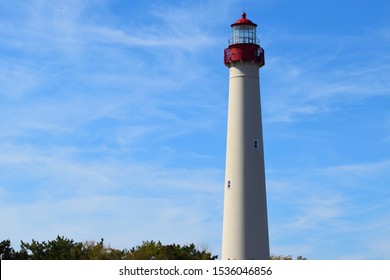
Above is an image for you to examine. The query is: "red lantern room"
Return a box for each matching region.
[224,12,265,67]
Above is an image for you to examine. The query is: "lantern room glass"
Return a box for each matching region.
[231,24,257,45]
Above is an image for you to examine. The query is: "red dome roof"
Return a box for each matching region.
[231,12,257,27]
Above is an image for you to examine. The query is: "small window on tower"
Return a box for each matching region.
[227,180,231,189]
[253,139,259,150]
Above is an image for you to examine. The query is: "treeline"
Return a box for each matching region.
[0,236,306,260]
[0,236,217,260]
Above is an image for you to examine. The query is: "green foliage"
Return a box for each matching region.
[20,236,86,260]
[127,240,218,260]
[0,239,16,260]
[270,254,307,260]
[82,239,126,260]
[1,237,217,260]
[0,239,28,260]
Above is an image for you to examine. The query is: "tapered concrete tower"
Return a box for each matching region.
[222,12,270,260]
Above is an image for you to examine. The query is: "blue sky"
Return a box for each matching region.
[0,0,389,259]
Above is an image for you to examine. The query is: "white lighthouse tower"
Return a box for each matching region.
[222,12,270,260]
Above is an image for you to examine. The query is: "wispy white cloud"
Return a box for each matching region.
[262,28,390,122]
[0,0,227,137]
[0,139,224,250]
[321,160,390,178]
[267,158,390,259]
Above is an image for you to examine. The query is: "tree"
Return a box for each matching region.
[127,240,218,260]
[0,239,16,260]
[270,254,307,260]
[82,239,126,260]
[20,236,87,260]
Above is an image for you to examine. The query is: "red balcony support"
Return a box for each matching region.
[224,44,265,67]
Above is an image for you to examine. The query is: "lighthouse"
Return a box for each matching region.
[221,12,270,260]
